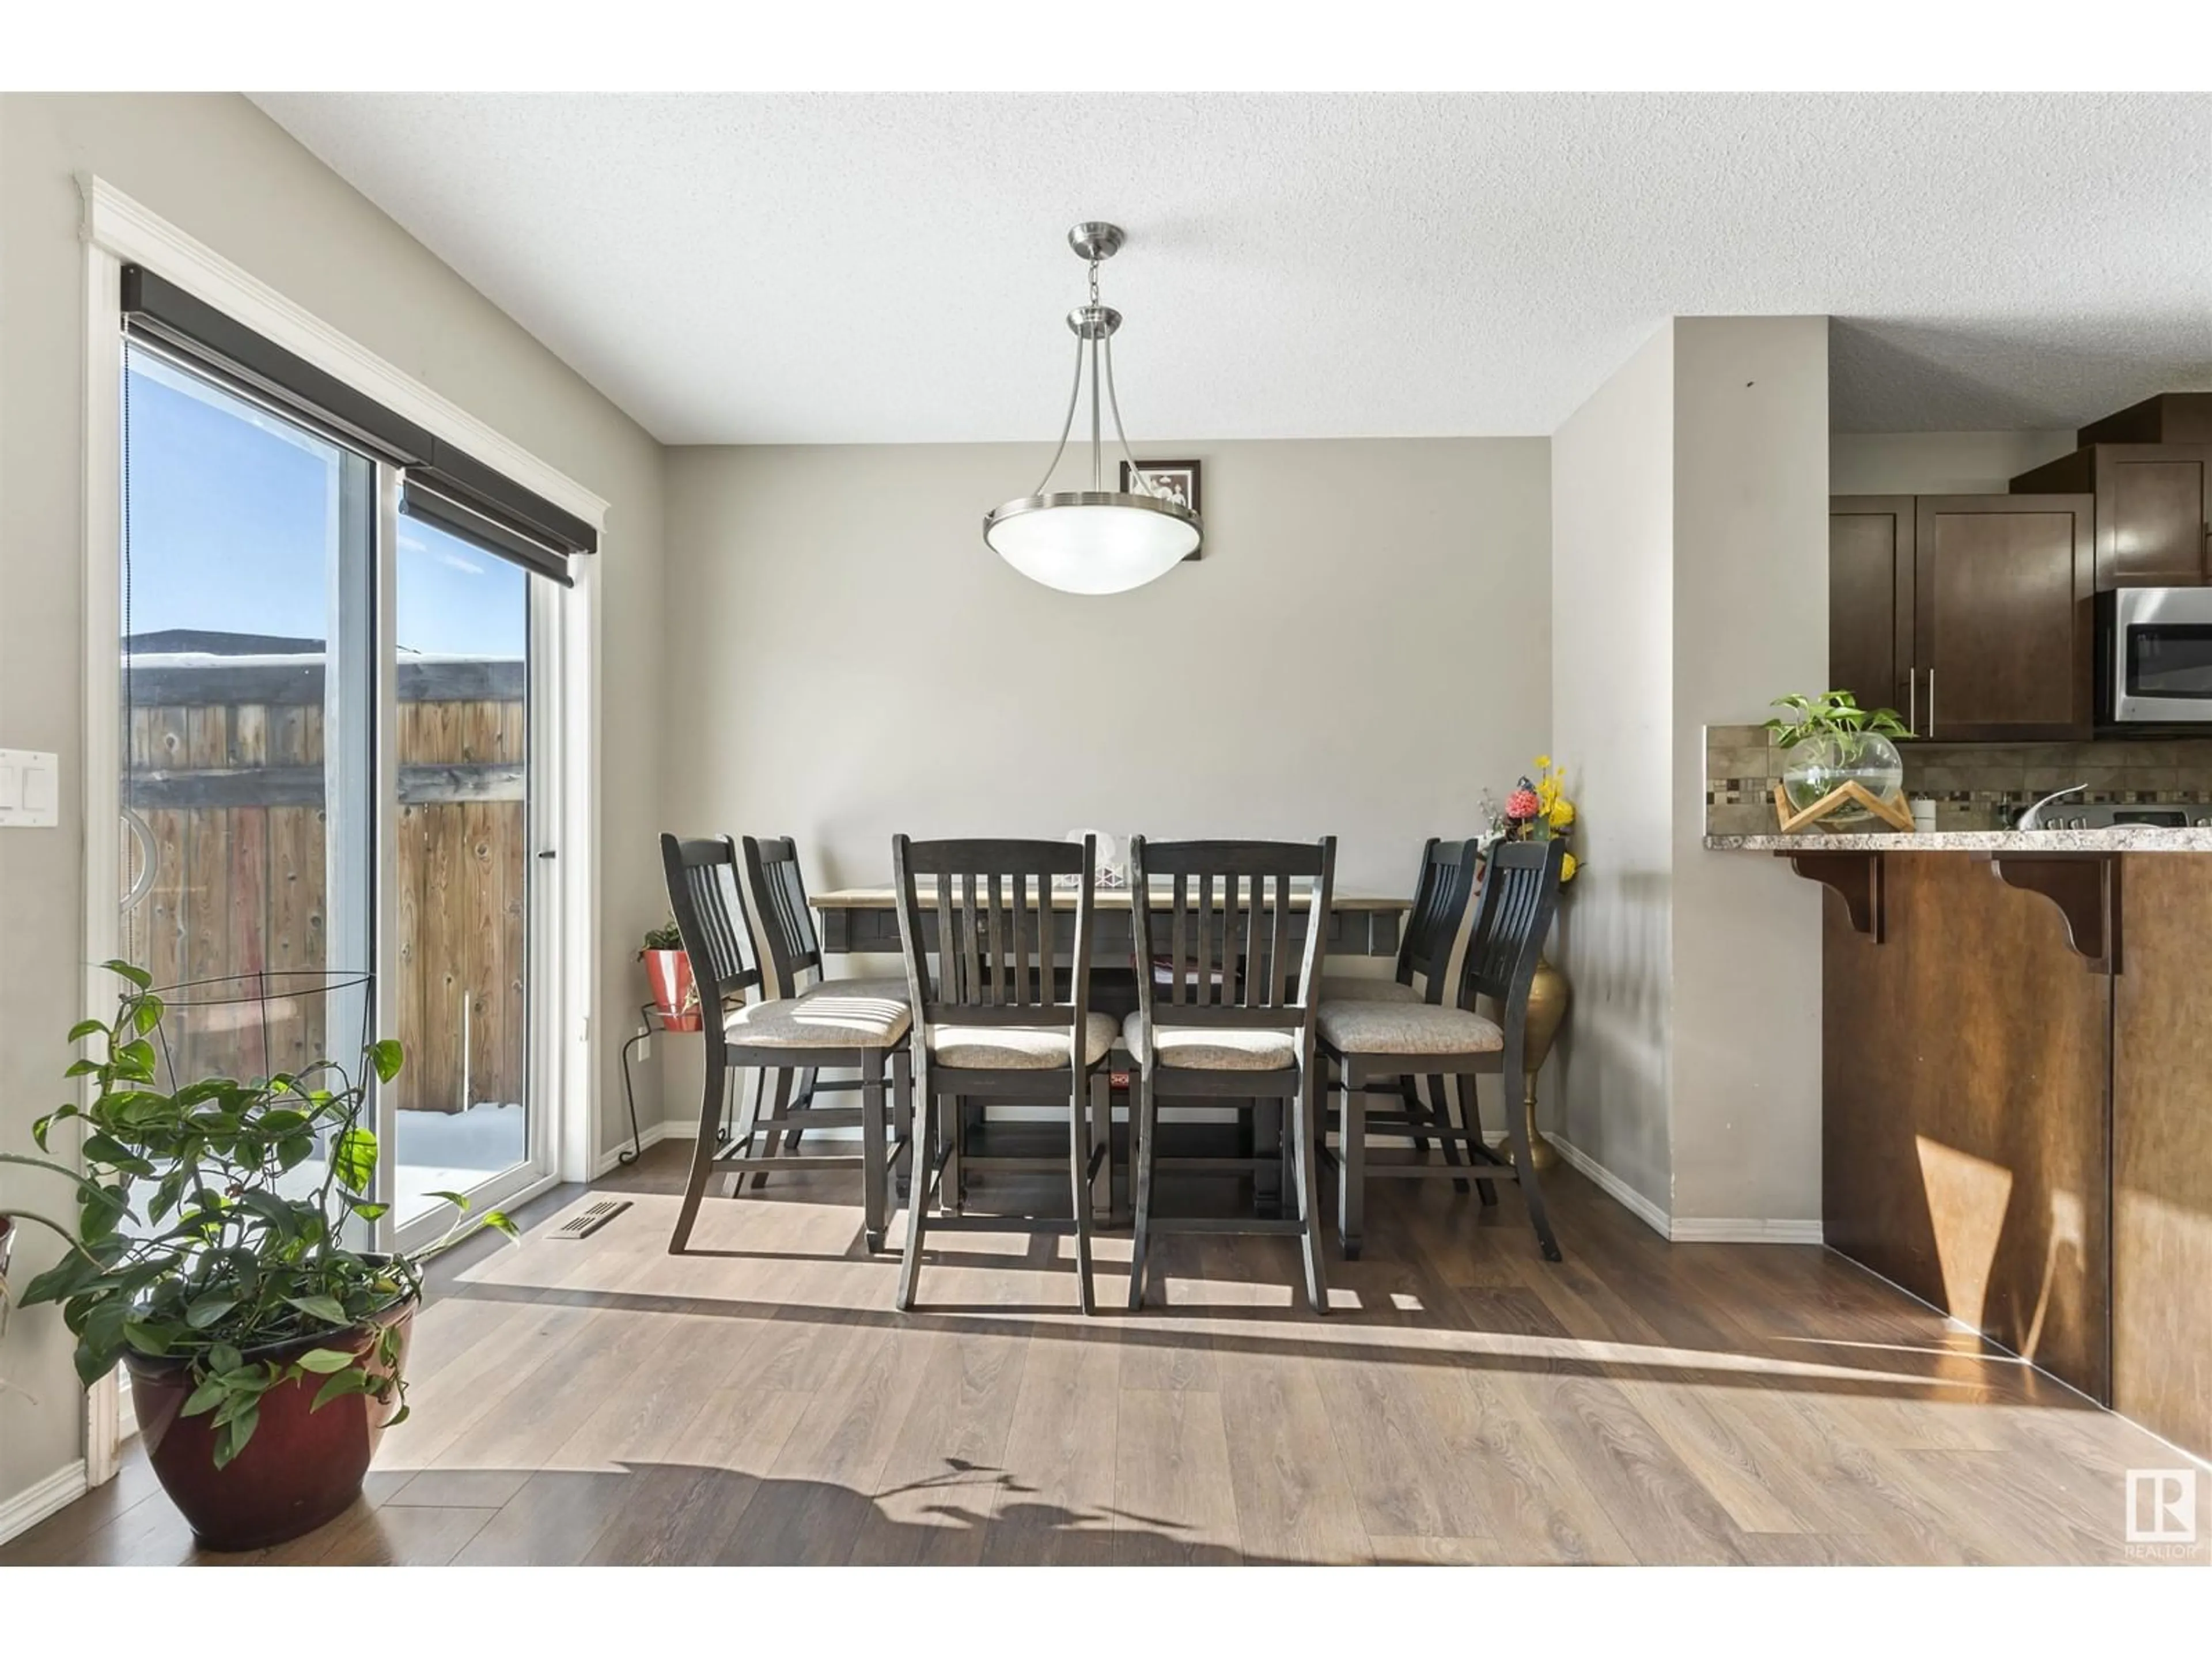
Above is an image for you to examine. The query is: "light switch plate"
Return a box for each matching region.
[0,749,59,828]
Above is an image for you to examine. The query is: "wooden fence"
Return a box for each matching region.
[122,656,525,1113]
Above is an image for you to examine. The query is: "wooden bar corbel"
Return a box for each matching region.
[1778,850,1885,942]
[1982,853,2121,974]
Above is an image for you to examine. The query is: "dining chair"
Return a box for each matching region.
[892,835,1116,1314]
[1316,837,1482,1176]
[660,834,912,1255]
[1320,836,1480,1005]
[1317,837,1566,1263]
[739,836,912,1180]
[1123,836,1336,1315]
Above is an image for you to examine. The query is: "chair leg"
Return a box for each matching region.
[1088,1064,1113,1222]
[669,1059,726,1254]
[946,1094,967,1215]
[1071,1073,1098,1315]
[1502,1067,1563,1262]
[1403,1073,1431,1159]
[785,1065,820,1156]
[1460,1074,1499,1206]
[896,1089,937,1312]
[1292,1070,1330,1315]
[1423,1073,1469,1192]
[750,1069,796,1190]
[1127,1070,1160,1310]
[861,1052,888,1253]
[1336,1064,1365,1262]
[893,1047,914,1201]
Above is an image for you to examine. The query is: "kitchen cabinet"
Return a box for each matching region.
[1828,496,1912,718]
[1828,493,2094,740]
[2080,392,2212,447]
[2012,444,2212,589]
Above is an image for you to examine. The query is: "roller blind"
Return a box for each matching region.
[120,263,597,583]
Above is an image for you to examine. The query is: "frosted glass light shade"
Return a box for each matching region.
[984,491,1201,595]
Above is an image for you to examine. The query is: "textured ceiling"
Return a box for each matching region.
[251,92,2212,443]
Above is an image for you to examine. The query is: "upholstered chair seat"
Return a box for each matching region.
[1122,1011,1300,1071]
[723,994,911,1048]
[800,974,910,1005]
[1316,1001,1501,1056]
[929,1011,1119,1070]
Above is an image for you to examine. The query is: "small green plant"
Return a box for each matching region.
[1,964,515,1467]
[1764,689,1913,748]
[641,918,683,952]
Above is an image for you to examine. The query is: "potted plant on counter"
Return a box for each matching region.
[0,963,514,1551]
[1765,690,1913,831]
[641,916,700,1032]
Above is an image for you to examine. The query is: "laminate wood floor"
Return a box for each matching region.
[6,1141,2198,1567]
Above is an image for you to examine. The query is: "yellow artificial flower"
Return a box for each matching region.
[1533,754,1552,771]
[1560,852,1579,884]
[1547,798,1575,831]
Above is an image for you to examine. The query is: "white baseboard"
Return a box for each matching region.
[1541,1132,1674,1237]
[1668,1217,1824,1245]
[0,1459,88,1547]
[593,1117,679,1177]
[1541,1132,1823,1244]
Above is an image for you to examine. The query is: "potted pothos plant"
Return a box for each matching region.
[0,963,514,1551]
[1766,689,1914,829]
[640,916,700,1032]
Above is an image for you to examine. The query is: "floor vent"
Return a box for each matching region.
[548,1198,632,1241]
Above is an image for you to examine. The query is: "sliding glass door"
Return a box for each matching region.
[119,340,559,1251]
[389,516,541,1229]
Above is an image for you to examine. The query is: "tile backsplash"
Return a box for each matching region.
[1703,724,2212,835]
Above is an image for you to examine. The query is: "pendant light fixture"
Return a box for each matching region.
[984,222,1202,594]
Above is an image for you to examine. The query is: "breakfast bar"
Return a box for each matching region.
[1705,825,2212,1460]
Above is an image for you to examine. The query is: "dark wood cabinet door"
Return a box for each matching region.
[1913,494,2094,740]
[2013,444,2212,588]
[1829,497,1914,722]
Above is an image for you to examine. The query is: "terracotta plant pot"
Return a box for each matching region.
[126,1295,415,1552]
[643,947,700,1031]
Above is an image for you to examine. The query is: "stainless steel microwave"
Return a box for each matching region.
[2103,587,2212,723]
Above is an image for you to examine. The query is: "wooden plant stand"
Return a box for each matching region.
[1771,779,1914,835]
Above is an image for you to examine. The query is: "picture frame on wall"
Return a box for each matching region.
[1120,458,1203,560]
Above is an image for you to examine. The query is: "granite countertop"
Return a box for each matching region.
[1705,828,2212,853]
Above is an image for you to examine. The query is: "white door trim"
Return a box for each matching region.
[75,173,605,1482]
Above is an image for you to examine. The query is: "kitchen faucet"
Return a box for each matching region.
[2016,783,2087,830]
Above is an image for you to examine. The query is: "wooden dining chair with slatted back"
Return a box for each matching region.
[1316,837,1482,1177]
[660,834,912,1255]
[1123,836,1336,1315]
[1317,836,1566,1263]
[738,836,913,1184]
[892,835,1116,1314]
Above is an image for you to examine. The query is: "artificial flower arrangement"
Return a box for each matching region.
[1484,755,1579,887]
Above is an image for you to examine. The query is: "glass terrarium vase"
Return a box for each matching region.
[1780,730,1906,830]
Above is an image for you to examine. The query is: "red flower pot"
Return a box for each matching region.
[126,1296,415,1552]
[643,948,700,1031]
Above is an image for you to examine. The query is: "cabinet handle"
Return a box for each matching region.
[1907,667,1917,736]
[1927,668,1936,738]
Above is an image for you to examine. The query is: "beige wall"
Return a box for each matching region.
[1551,318,1831,1232]
[1669,317,1829,1226]
[661,436,1551,894]
[0,94,666,1521]
[1549,325,1676,1213]
[1830,430,2074,496]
